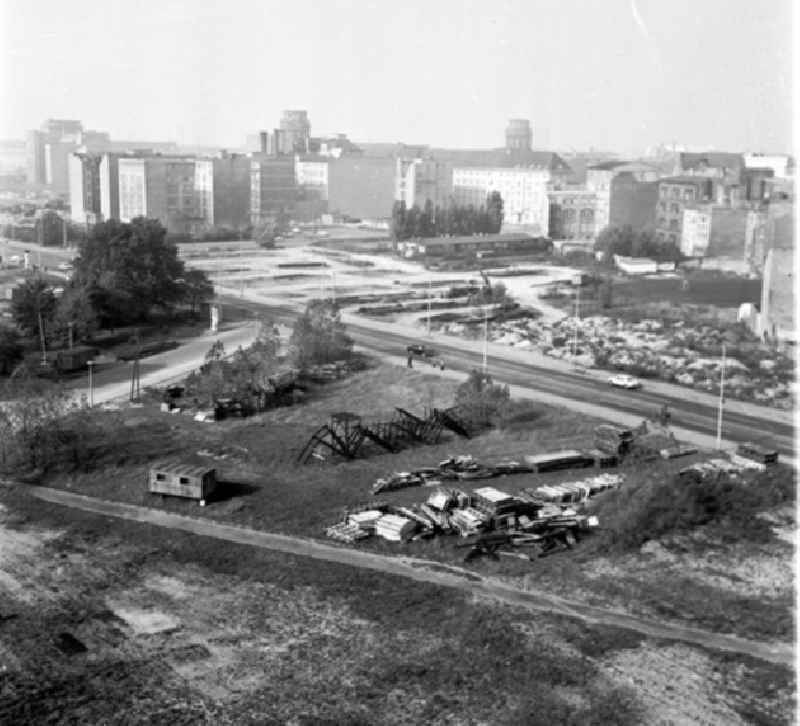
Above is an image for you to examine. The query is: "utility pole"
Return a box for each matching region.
[716,343,726,450]
[482,306,489,373]
[87,360,95,407]
[67,321,74,350]
[426,276,432,337]
[38,312,47,366]
[571,284,581,358]
[130,356,141,402]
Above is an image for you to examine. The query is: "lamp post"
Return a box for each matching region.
[426,276,432,337]
[715,343,726,450]
[482,306,489,374]
[87,360,95,407]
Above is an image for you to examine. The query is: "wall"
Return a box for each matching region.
[609,173,659,231]
[707,207,748,258]
[250,157,298,225]
[680,207,711,256]
[327,156,396,220]
[118,158,147,221]
[99,153,121,221]
[213,155,251,229]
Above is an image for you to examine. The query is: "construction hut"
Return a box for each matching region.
[148,461,217,505]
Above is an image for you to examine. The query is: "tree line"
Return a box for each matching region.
[391,192,504,241]
[594,225,682,264]
[1,217,214,374]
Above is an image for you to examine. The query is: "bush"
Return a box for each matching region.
[594,465,796,552]
[454,370,510,427]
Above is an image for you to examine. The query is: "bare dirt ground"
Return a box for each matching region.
[0,483,793,725]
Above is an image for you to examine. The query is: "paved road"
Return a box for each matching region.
[218,295,795,458]
[72,322,258,405]
[29,485,794,667]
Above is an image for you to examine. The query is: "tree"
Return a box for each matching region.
[391,201,408,241]
[51,285,98,347]
[289,300,353,368]
[486,191,504,233]
[11,278,56,338]
[70,218,192,325]
[181,268,215,314]
[454,369,510,426]
[36,210,64,246]
[0,328,22,375]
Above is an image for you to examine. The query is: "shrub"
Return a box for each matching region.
[594,465,796,552]
[454,369,510,426]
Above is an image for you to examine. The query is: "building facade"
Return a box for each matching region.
[194,153,251,230]
[395,157,453,210]
[452,166,550,235]
[296,156,329,200]
[327,156,396,221]
[278,110,311,154]
[118,156,200,235]
[548,189,597,240]
[586,161,661,236]
[505,119,533,151]
[759,246,795,341]
[608,173,659,231]
[680,206,712,256]
[250,156,298,226]
[68,152,103,224]
[655,177,714,244]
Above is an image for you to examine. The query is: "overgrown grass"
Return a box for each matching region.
[593,465,796,552]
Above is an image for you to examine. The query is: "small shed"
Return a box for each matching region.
[148,461,217,505]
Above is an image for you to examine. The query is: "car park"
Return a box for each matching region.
[608,374,643,389]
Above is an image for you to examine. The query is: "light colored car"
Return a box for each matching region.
[608,374,643,389]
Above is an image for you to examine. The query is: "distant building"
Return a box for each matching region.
[396,233,549,259]
[678,151,744,181]
[296,155,329,200]
[680,206,712,256]
[548,189,598,240]
[585,161,660,236]
[505,119,533,151]
[0,140,26,173]
[118,156,200,235]
[68,152,103,224]
[250,155,298,226]
[743,153,793,179]
[654,176,715,245]
[278,110,311,154]
[327,156,396,221]
[608,173,660,231]
[395,157,453,210]
[194,153,251,230]
[759,246,795,341]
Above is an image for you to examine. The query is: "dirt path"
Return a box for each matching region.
[29,485,793,667]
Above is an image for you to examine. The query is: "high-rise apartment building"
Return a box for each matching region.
[68,152,103,224]
[505,119,533,151]
[250,156,298,226]
[194,153,251,230]
[279,110,311,154]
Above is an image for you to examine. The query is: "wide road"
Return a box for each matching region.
[219,295,795,458]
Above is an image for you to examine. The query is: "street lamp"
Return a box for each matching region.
[715,343,726,450]
[87,360,95,407]
[482,306,489,374]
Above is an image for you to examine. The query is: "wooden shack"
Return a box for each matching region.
[148,462,216,506]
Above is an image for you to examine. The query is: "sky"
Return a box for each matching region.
[0,0,794,155]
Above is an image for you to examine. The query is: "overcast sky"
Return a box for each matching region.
[0,0,793,154]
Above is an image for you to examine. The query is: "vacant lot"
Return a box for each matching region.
[0,483,793,724]
[612,275,762,308]
[24,359,794,649]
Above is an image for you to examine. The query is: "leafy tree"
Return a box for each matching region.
[70,218,197,325]
[454,369,511,426]
[181,268,215,314]
[0,327,23,374]
[289,300,353,368]
[422,199,435,237]
[51,285,98,347]
[36,210,65,246]
[391,201,407,240]
[486,191,504,233]
[11,278,56,337]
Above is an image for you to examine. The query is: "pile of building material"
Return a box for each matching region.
[523,450,596,473]
[375,514,417,542]
[325,522,371,544]
[520,473,625,505]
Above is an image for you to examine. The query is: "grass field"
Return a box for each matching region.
[1,482,793,725]
[27,359,795,647]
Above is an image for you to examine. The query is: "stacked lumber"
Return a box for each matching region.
[347,509,384,534]
[326,522,371,544]
[375,514,417,542]
[450,507,488,537]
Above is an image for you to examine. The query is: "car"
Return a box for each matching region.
[608,374,642,389]
[736,442,779,465]
[407,344,437,357]
[57,261,73,271]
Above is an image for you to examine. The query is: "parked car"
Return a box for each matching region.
[608,374,643,389]
[736,442,779,465]
[407,344,438,358]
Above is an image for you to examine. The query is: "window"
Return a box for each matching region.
[179,476,190,484]
[670,203,680,214]
[155,473,166,481]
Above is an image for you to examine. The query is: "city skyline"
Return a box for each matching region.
[1,0,794,155]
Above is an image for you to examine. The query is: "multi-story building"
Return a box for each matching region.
[296,155,329,200]
[677,152,744,182]
[586,161,661,235]
[250,155,298,226]
[452,166,550,234]
[680,206,712,256]
[327,156,397,221]
[505,119,533,151]
[395,157,453,210]
[118,156,200,235]
[608,173,660,231]
[194,152,251,230]
[548,189,598,240]
[759,245,795,341]
[654,176,715,245]
[743,153,793,179]
[68,152,103,224]
[278,110,311,154]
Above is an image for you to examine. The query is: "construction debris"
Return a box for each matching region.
[375,514,417,542]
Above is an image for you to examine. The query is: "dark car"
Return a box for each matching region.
[736,442,779,465]
[406,344,437,357]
